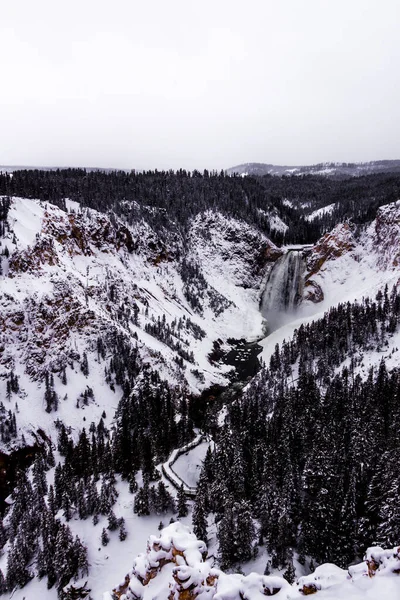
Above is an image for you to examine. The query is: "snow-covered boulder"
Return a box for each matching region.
[365,545,400,577]
[297,563,348,595]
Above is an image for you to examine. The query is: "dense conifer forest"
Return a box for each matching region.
[3,356,195,596]
[1,169,400,245]
[193,287,400,573]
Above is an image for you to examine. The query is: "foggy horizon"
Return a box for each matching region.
[1,157,400,174]
[1,0,400,171]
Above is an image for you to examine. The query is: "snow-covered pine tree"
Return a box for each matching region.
[177,484,188,517]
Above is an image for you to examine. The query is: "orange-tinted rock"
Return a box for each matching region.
[301,582,318,595]
[306,222,355,278]
[367,558,380,577]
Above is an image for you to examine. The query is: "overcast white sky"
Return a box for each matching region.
[1,0,399,170]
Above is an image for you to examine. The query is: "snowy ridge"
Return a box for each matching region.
[106,522,400,600]
[226,160,400,178]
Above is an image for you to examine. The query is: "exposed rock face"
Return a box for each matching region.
[301,199,400,306]
[9,237,60,275]
[306,222,356,279]
[42,208,137,257]
[303,280,324,303]
[188,211,281,290]
[1,197,280,452]
[0,283,97,377]
[371,200,400,269]
[300,583,318,595]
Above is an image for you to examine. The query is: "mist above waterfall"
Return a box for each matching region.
[261,251,305,332]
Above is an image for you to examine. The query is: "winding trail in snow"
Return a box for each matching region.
[161,434,207,498]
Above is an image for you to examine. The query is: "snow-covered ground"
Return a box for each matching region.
[0,196,275,597]
[171,441,210,488]
[0,445,195,600]
[305,202,336,221]
[257,208,289,233]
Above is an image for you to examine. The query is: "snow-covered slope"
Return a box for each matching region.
[0,197,278,450]
[305,203,336,222]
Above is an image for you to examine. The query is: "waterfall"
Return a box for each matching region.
[260,250,304,331]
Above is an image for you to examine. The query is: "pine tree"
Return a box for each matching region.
[6,539,32,590]
[33,454,48,498]
[86,477,99,515]
[0,568,7,594]
[73,536,89,579]
[128,473,138,494]
[81,352,89,376]
[119,519,127,541]
[217,504,235,569]
[155,481,176,514]
[101,528,109,546]
[134,480,150,516]
[192,494,207,543]
[0,518,7,549]
[233,500,255,563]
[77,480,88,520]
[8,471,34,541]
[62,492,73,521]
[283,559,296,584]
[107,510,119,531]
[47,446,56,468]
[177,484,188,518]
[375,452,400,547]
[99,477,114,515]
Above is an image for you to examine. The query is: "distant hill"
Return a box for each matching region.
[0,164,122,173]
[226,159,400,177]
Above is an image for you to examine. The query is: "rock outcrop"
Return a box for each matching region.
[108,523,290,600]
[371,200,400,269]
[306,222,356,279]
[302,199,400,306]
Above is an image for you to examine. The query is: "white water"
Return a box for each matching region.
[261,250,304,331]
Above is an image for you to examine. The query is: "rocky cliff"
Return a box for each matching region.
[302,200,400,306]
